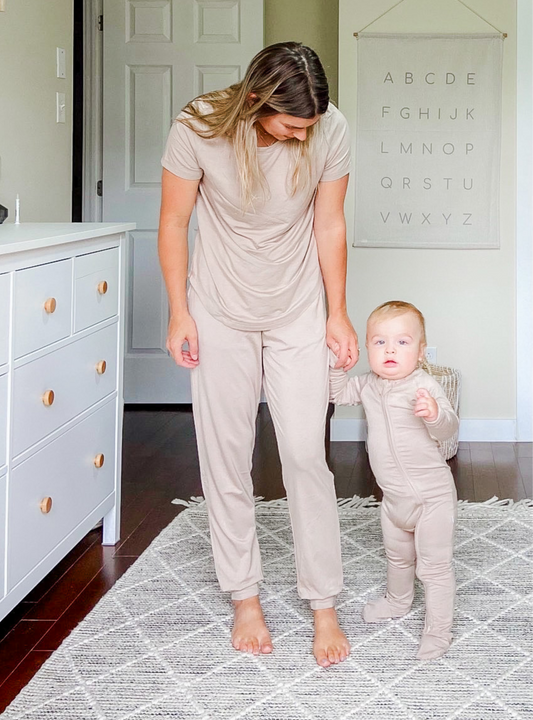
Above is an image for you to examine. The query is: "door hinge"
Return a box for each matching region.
[97,180,103,197]
[97,15,103,32]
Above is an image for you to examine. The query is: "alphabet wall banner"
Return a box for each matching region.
[354,33,503,249]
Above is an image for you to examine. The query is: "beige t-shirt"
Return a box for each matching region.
[161,102,351,331]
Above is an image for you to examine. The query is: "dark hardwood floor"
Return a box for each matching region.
[0,404,531,711]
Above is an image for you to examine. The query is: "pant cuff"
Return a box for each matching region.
[231,583,260,601]
[310,596,336,610]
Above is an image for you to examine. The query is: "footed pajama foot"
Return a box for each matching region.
[363,596,411,623]
[416,632,452,660]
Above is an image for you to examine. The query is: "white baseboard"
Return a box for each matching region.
[330,419,367,441]
[457,419,517,442]
[330,418,519,442]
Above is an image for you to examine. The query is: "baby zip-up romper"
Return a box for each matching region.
[330,366,459,659]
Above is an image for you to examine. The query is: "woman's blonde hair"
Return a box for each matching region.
[179,42,329,210]
[368,301,427,345]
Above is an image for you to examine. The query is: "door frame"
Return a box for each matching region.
[516,0,533,441]
[82,0,103,222]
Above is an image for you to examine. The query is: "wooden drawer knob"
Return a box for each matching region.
[94,453,105,469]
[96,360,107,375]
[42,389,55,407]
[44,297,57,314]
[97,280,108,295]
[40,497,53,514]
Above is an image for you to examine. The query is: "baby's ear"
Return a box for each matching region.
[418,343,426,362]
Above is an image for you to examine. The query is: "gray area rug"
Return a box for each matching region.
[2,497,532,720]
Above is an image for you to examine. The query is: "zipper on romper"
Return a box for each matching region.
[381,390,424,505]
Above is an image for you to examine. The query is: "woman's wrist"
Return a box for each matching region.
[169,304,190,321]
[327,306,348,320]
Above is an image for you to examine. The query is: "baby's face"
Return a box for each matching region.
[366,312,426,380]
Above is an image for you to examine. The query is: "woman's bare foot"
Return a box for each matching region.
[313,607,350,667]
[231,596,273,655]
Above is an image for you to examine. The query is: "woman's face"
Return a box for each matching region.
[257,113,320,142]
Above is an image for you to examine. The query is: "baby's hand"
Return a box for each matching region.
[414,388,439,422]
[329,350,346,371]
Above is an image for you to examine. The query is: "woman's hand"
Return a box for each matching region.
[326,312,359,371]
[166,312,199,368]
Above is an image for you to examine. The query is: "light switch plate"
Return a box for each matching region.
[56,48,66,79]
[56,92,66,123]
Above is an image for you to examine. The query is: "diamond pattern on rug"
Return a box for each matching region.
[452,697,519,720]
[287,661,380,719]
[2,500,532,720]
[446,626,529,686]
[457,578,523,623]
[492,661,533,717]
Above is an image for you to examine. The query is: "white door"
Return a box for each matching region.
[102,0,263,402]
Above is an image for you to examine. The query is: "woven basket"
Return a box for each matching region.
[420,360,461,460]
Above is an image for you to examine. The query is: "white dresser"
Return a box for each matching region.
[0,222,134,621]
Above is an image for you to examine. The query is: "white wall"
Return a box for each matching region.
[0,0,73,222]
[336,0,520,442]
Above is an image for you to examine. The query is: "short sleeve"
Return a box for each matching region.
[319,104,351,183]
[161,118,204,181]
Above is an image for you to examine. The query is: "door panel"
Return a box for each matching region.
[103,0,263,402]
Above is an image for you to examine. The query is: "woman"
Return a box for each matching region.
[158,42,358,667]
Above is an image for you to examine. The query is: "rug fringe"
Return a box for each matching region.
[172,494,532,510]
[171,496,206,508]
[456,496,533,509]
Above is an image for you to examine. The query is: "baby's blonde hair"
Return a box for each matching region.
[367,301,427,344]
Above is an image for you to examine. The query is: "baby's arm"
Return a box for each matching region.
[329,352,366,406]
[416,381,459,441]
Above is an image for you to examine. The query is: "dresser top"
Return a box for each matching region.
[0,223,136,256]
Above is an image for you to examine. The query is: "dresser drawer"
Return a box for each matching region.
[14,259,72,359]
[0,373,7,469]
[12,322,118,457]
[0,472,5,599]
[7,401,116,591]
[74,248,119,332]
[0,273,10,366]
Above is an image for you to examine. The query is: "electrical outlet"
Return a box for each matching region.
[425,346,437,363]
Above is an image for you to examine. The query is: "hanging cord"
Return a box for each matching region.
[455,0,506,35]
[354,0,407,36]
[353,0,506,38]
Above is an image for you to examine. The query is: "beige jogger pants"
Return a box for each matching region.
[189,289,343,609]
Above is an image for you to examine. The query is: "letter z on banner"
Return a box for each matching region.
[354,33,503,248]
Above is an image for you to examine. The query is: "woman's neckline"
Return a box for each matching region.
[255,124,278,149]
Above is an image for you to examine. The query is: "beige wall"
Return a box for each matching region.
[338,0,516,425]
[0,0,73,223]
[265,0,339,102]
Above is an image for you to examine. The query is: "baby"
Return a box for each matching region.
[330,301,458,660]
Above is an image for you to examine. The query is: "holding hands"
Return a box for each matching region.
[327,312,359,371]
[414,388,439,422]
